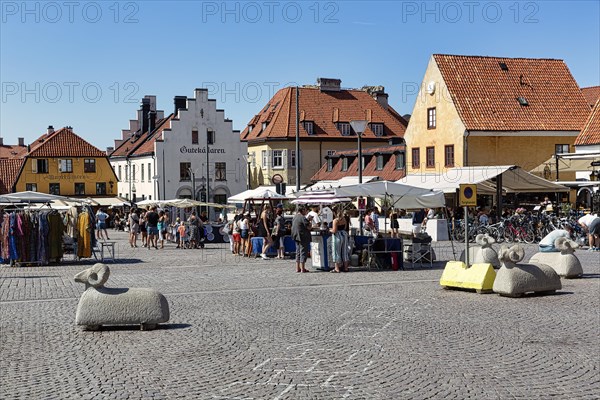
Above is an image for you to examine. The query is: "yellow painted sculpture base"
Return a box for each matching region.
[440,261,496,293]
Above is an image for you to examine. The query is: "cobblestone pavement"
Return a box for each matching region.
[1,231,599,399]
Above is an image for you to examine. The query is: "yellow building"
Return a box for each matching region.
[403,54,591,180]
[240,78,407,187]
[13,127,118,197]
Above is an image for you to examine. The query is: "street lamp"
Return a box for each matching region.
[199,176,207,214]
[350,120,367,235]
[243,153,254,190]
[132,183,137,203]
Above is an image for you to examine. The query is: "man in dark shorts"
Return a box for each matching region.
[291,206,311,273]
[145,206,160,249]
[579,213,600,251]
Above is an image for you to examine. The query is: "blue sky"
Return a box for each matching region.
[1,1,599,149]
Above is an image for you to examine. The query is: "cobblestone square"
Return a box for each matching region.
[1,232,599,399]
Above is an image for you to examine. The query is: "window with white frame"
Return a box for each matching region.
[341,157,348,171]
[118,165,122,181]
[26,183,37,191]
[327,158,333,171]
[215,162,226,181]
[148,163,151,181]
[59,159,73,173]
[303,121,314,135]
[371,123,384,136]
[262,150,268,168]
[337,122,352,136]
[141,163,145,182]
[272,150,284,169]
[289,150,302,168]
[376,155,384,170]
[327,150,335,157]
[124,165,128,182]
[395,152,405,170]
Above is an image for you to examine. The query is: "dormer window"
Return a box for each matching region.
[341,157,348,171]
[376,154,384,170]
[248,125,254,133]
[337,122,351,136]
[303,121,314,135]
[395,152,406,170]
[262,122,268,131]
[371,123,384,137]
[327,157,333,171]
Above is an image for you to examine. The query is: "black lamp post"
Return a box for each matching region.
[350,120,367,234]
[243,153,254,190]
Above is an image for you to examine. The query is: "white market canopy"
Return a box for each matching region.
[531,152,600,174]
[399,166,569,194]
[0,191,79,203]
[227,186,290,203]
[333,181,446,209]
[291,191,352,205]
[308,176,379,191]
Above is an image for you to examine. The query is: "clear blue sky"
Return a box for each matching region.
[1,1,599,150]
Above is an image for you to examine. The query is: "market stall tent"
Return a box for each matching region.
[398,166,569,194]
[333,181,446,209]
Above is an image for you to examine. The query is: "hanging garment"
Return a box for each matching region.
[77,212,92,258]
[37,212,49,264]
[1,214,10,261]
[48,211,65,260]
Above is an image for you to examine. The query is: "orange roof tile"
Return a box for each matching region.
[581,86,600,107]
[109,115,173,158]
[433,54,590,131]
[575,99,600,146]
[27,127,106,158]
[131,115,173,156]
[241,86,406,142]
[0,158,24,194]
[0,145,27,159]
[311,145,406,182]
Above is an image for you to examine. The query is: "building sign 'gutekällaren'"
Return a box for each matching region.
[180,146,225,154]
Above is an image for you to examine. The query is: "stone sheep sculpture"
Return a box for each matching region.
[529,237,583,278]
[493,245,562,297]
[74,263,170,331]
[473,234,500,268]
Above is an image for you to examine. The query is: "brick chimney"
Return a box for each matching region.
[106,146,114,155]
[174,96,187,116]
[148,110,157,133]
[317,78,341,92]
[141,98,151,133]
[18,137,25,146]
[363,86,388,110]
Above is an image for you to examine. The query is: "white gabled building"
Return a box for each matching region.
[110,90,247,218]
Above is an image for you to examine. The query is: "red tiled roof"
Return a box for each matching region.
[0,145,27,159]
[0,158,24,194]
[575,99,600,146]
[581,86,600,107]
[131,115,173,156]
[311,145,406,182]
[109,115,173,158]
[433,54,590,131]
[241,87,406,141]
[27,127,106,158]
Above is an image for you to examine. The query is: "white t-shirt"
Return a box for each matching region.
[539,229,570,247]
[307,211,321,227]
[320,206,333,224]
[578,214,598,227]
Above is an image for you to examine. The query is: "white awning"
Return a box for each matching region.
[227,186,291,203]
[531,153,600,174]
[86,196,129,207]
[291,191,352,205]
[334,181,446,209]
[399,166,569,194]
[309,176,378,191]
